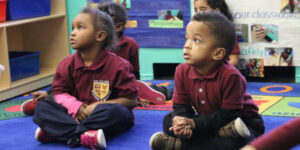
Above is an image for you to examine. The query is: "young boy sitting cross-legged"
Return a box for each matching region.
[149,11,265,150]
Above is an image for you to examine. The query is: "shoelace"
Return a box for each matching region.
[81,131,98,150]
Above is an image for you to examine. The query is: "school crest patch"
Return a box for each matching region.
[92,80,110,101]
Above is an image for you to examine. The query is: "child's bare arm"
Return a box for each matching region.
[31,91,49,100]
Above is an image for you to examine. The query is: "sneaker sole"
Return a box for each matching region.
[21,99,34,114]
[34,127,41,141]
[149,131,164,149]
[235,117,250,137]
[137,81,166,105]
[97,129,107,149]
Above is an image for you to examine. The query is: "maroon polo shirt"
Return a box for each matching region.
[52,49,138,104]
[113,35,139,76]
[173,62,258,117]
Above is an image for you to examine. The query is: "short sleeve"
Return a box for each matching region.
[172,64,189,105]
[52,60,75,95]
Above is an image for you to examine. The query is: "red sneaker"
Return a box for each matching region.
[80,129,106,149]
[137,80,166,105]
[21,99,38,115]
[35,127,54,143]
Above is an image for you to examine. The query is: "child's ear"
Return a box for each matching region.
[212,48,226,61]
[96,31,106,42]
[115,22,125,33]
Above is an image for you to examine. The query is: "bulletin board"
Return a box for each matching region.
[88,0,190,48]
[89,0,300,78]
[226,0,300,77]
[191,0,300,77]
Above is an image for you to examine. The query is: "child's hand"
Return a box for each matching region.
[138,99,150,107]
[169,116,194,139]
[173,125,193,139]
[85,103,98,116]
[171,116,195,130]
[31,91,49,101]
[75,104,88,123]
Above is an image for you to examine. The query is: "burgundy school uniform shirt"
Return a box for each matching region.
[113,35,139,76]
[52,50,138,118]
[172,62,258,117]
[251,117,300,150]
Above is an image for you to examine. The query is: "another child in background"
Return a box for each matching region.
[194,0,240,67]
[97,2,166,106]
[33,7,138,149]
[98,2,140,79]
[241,117,300,150]
[149,11,264,150]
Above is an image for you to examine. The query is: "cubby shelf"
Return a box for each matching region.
[0,0,70,101]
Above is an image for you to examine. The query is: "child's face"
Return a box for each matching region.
[194,0,212,13]
[70,13,98,50]
[184,21,216,67]
[114,21,125,34]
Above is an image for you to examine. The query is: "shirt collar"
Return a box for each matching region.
[74,49,108,70]
[189,62,226,80]
[118,35,127,46]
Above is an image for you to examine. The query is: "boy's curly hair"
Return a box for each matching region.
[192,11,236,58]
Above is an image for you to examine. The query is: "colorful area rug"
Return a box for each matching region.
[0,99,27,120]
[1,81,300,121]
[0,81,300,150]
[134,100,173,111]
[134,81,300,117]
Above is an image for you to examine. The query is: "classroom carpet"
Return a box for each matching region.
[0,81,299,150]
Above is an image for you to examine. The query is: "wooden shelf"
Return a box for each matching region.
[0,14,66,28]
[0,67,55,101]
[11,67,56,88]
[0,0,69,102]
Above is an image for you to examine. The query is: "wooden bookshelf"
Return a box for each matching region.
[0,0,70,101]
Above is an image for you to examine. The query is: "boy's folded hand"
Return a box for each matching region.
[172,116,195,129]
[170,116,194,139]
[177,125,192,139]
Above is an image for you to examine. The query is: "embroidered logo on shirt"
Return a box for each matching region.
[92,80,110,101]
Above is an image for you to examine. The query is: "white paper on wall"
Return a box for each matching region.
[226,0,300,66]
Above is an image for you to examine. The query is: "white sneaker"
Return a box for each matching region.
[80,129,106,149]
[218,117,250,138]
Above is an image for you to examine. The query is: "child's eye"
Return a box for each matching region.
[71,26,74,30]
[78,26,84,30]
[194,39,200,43]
